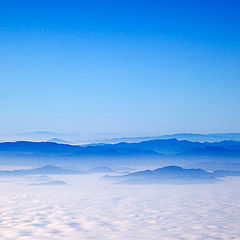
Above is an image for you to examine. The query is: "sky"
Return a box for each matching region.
[0,0,240,138]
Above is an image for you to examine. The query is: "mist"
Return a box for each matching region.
[0,168,239,239]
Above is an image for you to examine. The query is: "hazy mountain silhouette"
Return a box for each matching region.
[104,133,240,143]
[48,138,72,144]
[0,141,162,158]
[0,165,82,176]
[28,180,67,186]
[0,139,240,160]
[114,138,204,154]
[104,166,219,184]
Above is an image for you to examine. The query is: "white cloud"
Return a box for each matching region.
[0,175,240,239]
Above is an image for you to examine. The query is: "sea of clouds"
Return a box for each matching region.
[0,174,240,239]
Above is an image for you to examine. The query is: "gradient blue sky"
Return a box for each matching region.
[0,0,240,137]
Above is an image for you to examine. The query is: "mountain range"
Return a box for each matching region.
[0,138,240,160]
[103,133,240,143]
[0,165,82,176]
[104,166,240,184]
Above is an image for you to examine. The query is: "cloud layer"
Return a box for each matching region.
[0,175,240,239]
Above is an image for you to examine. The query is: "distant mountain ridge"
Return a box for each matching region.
[104,133,240,143]
[0,138,240,159]
[0,165,82,176]
[104,166,218,184]
[0,141,161,158]
[104,166,240,184]
[28,181,67,186]
[47,138,72,144]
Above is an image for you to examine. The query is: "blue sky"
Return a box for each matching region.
[0,0,240,137]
